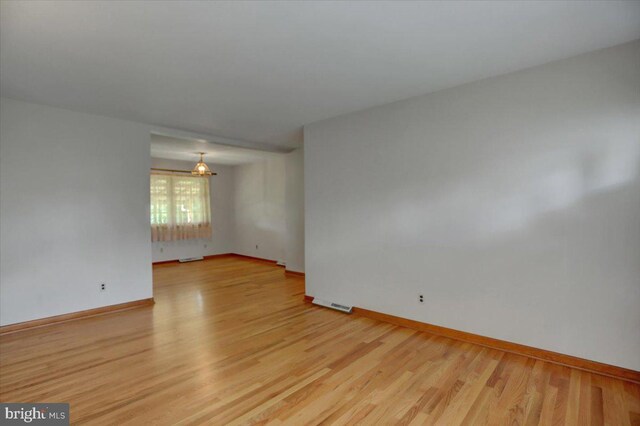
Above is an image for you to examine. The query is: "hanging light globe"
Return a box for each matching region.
[191,152,214,177]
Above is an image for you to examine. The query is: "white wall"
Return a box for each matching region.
[233,156,287,263]
[285,148,305,273]
[304,41,640,370]
[0,98,153,326]
[150,158,235,262]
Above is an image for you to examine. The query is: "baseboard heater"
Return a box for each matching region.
[179,256,204,263]
[312,298,353,314]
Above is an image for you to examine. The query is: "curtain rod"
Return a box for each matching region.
[151,168,217,176]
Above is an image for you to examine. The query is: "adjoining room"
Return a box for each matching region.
[148,133,304,273]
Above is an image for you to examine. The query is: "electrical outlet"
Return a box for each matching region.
[100,283,106,291]
[160,247,164,253]
[204,244,207,248]
[256,244,259,250]
[419,294,424,303]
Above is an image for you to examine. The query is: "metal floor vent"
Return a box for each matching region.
[312,298,353,314]
[179,256,204,263]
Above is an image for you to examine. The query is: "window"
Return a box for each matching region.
[150,173,211,241]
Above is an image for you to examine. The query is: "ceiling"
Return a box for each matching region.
[2,1,639,150]
[151,134,280,166]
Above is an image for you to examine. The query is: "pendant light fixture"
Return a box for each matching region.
[191,152,214,177]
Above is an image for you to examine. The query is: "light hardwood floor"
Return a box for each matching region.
[1,257,639,425]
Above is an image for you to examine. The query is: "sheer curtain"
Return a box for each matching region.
[150,173,212,242]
